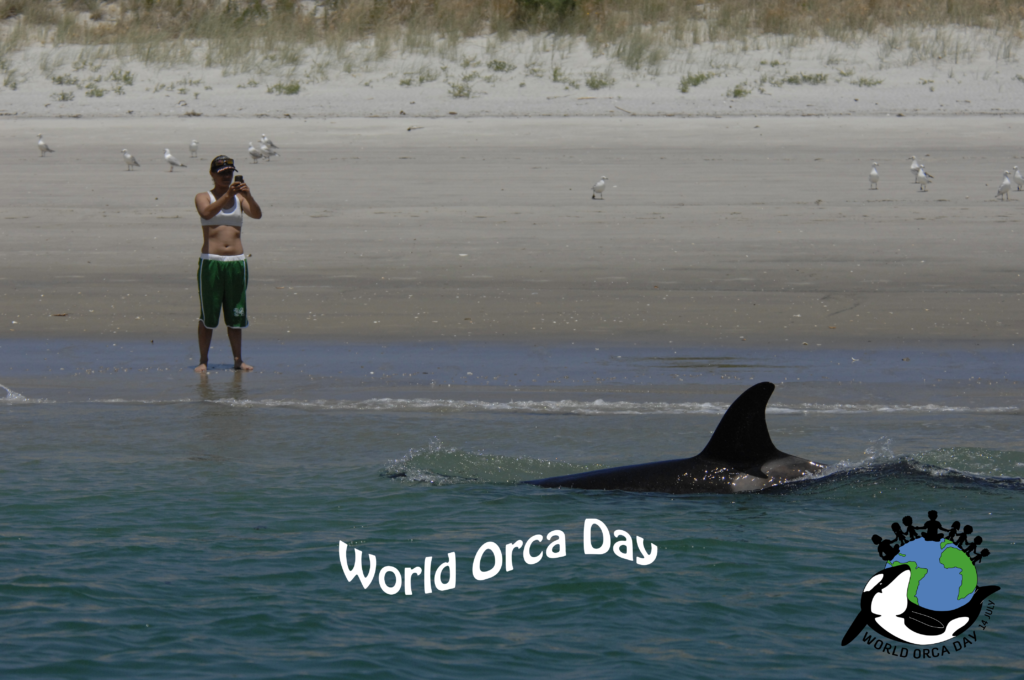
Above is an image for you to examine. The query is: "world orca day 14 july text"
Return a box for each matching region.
[339,518,658,596]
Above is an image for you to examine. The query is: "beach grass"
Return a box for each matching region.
[678,70,715,92]
[4,1,1023,52]
[1,1,1022,88]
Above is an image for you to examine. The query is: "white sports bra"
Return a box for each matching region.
[200,191,243,228]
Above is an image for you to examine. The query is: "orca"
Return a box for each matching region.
[522,382,824,494]
[841,564,1000,646]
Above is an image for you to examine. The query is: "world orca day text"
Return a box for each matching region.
[339,518,658,595]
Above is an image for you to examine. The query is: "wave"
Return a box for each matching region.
[181,397,1020,416]
[807,439,1024,488]
[382,439,601,485]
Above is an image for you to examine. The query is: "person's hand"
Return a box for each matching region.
[233,181,250,197]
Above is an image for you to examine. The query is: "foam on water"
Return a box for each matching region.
[84,396,1021,416]
[382,439,600,485]
[800,439,1024,491]
[0,382,46,404]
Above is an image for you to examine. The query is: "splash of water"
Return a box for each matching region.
[0,383,31,404]
[381,439,600,485]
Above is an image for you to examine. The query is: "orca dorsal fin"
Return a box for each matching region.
[696,382,786,470]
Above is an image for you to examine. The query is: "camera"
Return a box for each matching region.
[234,175,244,184]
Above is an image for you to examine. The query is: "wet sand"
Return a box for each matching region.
[2,115,1023,351]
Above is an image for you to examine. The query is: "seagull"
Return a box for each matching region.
[869,162,879,190]
[260,133,279,149]
[909,156,920,181]
[996,170,1011,200]
[37,134,55,156]
[122,148,141,171]
[189,139,199,158]
[592,176,607,200]
[1014,166,1024,191]
[260,143,279,161]
[248,142,262,164]
[916,165,933,191]
[164,148,186,172]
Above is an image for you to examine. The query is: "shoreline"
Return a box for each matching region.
[3,337,1023,408]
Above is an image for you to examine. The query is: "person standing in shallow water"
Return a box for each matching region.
[194,155,262,372]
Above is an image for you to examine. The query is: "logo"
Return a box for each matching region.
[841,510,999,653]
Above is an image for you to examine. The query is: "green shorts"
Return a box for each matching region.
[197,255,249,329]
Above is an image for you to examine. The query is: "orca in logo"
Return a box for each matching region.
[841,564,1000,646]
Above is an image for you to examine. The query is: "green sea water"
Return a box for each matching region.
[2,341,1023,678]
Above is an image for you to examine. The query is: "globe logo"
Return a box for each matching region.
[887,538,976,612]
[842,510,999,648]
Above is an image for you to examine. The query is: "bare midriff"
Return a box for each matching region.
[201,225,243,256]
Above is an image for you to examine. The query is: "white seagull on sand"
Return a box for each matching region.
[592,176,607,200]
[37,134,55,156]
[248,142,262,163]
[189,139,199,158]
[1014,166,1024,191]
[164,149,186,172]
[869,162,879,190]
[260,134,279,149]
[260,143,279,161]
[909,156,920,181]
[916,165,933,191]
[122,149,141,171]
[996,170,1012,200]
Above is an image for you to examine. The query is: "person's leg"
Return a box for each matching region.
[196,321,214,373]
[222,259,252,371]
[227,327,252,371]
[196,258,221,373]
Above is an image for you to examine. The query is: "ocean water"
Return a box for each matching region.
[2,340,1023,678]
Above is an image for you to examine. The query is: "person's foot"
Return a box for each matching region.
[195,363,208,373]
[234,360,253,371]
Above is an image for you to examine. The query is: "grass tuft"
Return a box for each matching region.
[448,81,472,97]
[268,81,301,95]
[784,72,828,85]
[108,68,134,85]
[487,59,516,72]
[679,71,715,93]
[584,70,614,90]
[552,65,579,89]
[855,76,883,87]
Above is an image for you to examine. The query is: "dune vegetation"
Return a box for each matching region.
[3,1,1023,63]
[1,1,1022,100]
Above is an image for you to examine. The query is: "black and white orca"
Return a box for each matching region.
[522,382,824,494]
[841,564,1000,646]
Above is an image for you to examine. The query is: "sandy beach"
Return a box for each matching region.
[1,114,1022,351]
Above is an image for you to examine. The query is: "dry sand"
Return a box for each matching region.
[1,115,1023,350]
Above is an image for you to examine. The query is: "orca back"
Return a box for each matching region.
[522,381,820,493]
